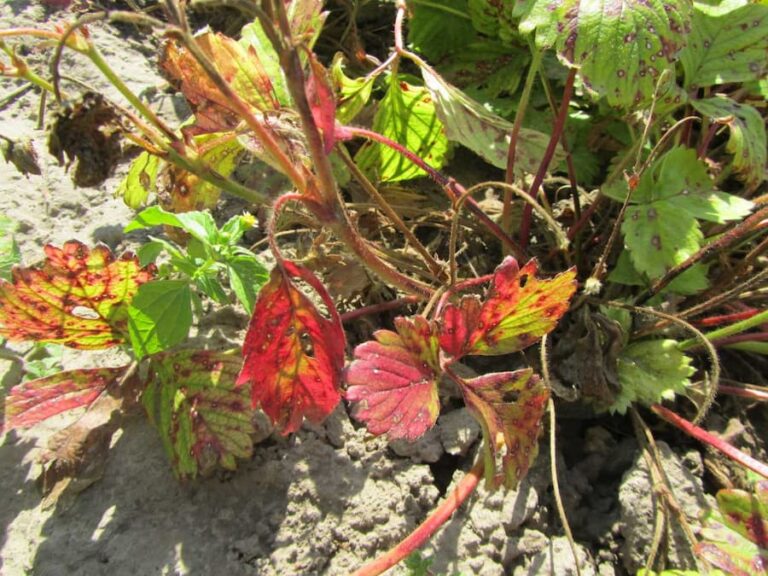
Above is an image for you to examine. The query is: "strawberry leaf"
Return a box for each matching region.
[439,257,577,359]
[345,316,441,441]
[237,261,345,434]
[143,349,254,479]
[0,241,155,349]
[3,366,125,432]
[458,368,549,488]
[305,51,336,154]
[126,280,193,360]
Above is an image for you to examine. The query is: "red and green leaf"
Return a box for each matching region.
[440,257,576,359]
[345,316,441,441]
[305,51,337,154]
[143,349,254,479]
[0,241,155,349]
[236,261,345,435]
[2,366,126,433]
[458,368,549,488]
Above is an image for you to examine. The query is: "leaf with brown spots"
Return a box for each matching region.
[0,241,155,349]
[143,349,255,479]
[2,366,126,433]
[439,257,577,359]
[457,368,549,488]
[680,2,768,89]
[553,0,692,108]
[237,261,345,435]
[345,316,441,441]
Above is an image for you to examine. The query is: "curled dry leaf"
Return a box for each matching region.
[440,257,577,359]
[0,241,155,349]
[237,261,345,435]
[345,316,442,441]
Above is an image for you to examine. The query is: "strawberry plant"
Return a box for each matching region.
[1,0,767,573]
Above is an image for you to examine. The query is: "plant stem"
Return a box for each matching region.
[680,309,768,351]
[502,48,542,234]
[518,68,576,250]
[351,459,484,576]
[343,125,525,260]
[651,404,768,479]
[718,384,768,402]
[339,297,420,323]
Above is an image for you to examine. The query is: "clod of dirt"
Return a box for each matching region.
[618,441,713,572]
[512,536,597,576]
[390,425,443,463]
[438,407,481,456]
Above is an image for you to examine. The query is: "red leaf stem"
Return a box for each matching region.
[697,309,759,327]
[651,403,768,479]
[718,385,768,402]
[339,297,420,323]
[351,459,483,576]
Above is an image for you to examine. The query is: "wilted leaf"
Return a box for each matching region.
[3,366,125,432]
[48,92,123,187]
[355,77,448,182]
[117,151,161,209]
[680,2,768,88]
[610,339,694,414]
[1,136,42,177]
[555,0,691,108]
[38,390,125,511]
[459,368,549,488]
[439,257,577,359]
[345,316,441,441]
[420,65,558,175]
[127,280,193,359]
[0,241,155,349]
[0,215,20,281]
[609,147,754,279]
[143,349,254,479]
[692,96,767,188]
[237,261,345,434]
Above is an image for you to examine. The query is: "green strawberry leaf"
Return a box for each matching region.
[608,252,710,295]
[142,349,254,479]
[554,0,692,108]
[692,96,767,188]
[420,64,559,175]
[125,206,219,246]
[127,280,193,359]
[615,147,753,279]
[355,76,448,182]
[330,55,375,124]
[716,482,768,547]
[680,2,768,89]
[459,368,549,488]
[117,151,161,209]
[226,253,269,313]
[409,0,476,61]
[610,339,694,414]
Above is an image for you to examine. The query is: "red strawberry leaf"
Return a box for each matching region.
[2,366,126,433]
[143,349,255,479]
[345,316,441,441]
[305,51,337,154]
[237,261,345,435]
[0,241,155,349]
[440,257,576,359]
[457,368,549,488]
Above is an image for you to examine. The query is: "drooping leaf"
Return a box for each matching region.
[609,339,694,414]
[0,241,155,349]
[345,316,442,441]
[117,151,162,209]
[459,368,549,488]
[697,482,768,576]
[608,147,754,279]
[2,366,125,432]
[355,76,448,182]
[126,280,193,359]
[420,64,559,176]
[692,96,767,188]
[227,253,269,313]
[439,257,577,359]
[0,215,20,281]
[48,92,123,187]
[331,55,375,124]
[680,2,768,88]
[554,0,692,108]
[142,349,254,479]
[237,261,345,434]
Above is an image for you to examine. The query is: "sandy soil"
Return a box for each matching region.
[0,2,721,575]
